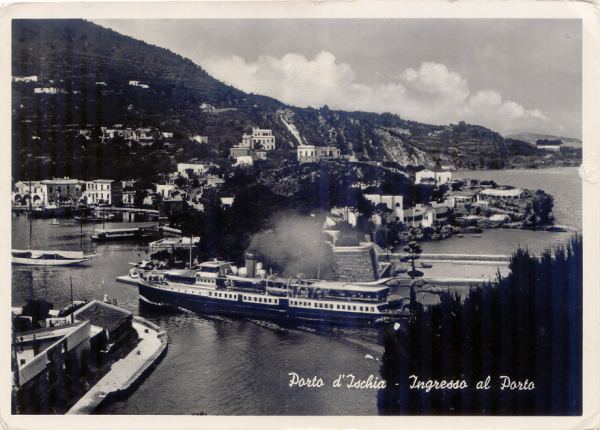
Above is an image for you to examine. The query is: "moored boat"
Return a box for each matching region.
[12,249,98,266]
[91,225,159,241]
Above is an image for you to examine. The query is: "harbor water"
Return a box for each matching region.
[11,167,581,415]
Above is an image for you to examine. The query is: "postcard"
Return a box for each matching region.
[1,1,599,429]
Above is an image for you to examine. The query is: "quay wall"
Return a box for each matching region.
[67,316,168,414]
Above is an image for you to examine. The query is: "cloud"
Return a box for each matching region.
[202,51,549,134]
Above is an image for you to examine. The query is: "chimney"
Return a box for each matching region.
[245,251,256,278]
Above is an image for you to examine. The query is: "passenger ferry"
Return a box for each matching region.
[138,253,402,325]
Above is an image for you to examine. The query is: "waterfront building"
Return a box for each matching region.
[149,236,200,255]
[448,190,477,208]
[403,205,428,228]
[297,145,341,163]
[477,187,524,202]
[84,180,123,206]
[73,300,134,350]
[415,169,452,186]
[122,190,136,207]
[12,181,46,206]
[13,320,92,412]
[42,178,85,204]
[363,194,404,223]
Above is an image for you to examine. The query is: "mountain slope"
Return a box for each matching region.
[11,19,581,180]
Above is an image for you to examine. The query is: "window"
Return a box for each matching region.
[353,306,357,311]
[359,306,364,311]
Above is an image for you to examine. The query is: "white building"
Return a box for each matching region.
[149,236,200,254]
[363,194,404,223]
[191,135,208,144]
[156,183,178,198]
[415,169,453,186]
[13,181,46,206]
[235,155,254,166]
[240,127,276,151]
[477,188,524,202]
[177,162,213,178]
[220,197,235,208]
[13,75,38,83]
[84,180,123,205]
[536,142,562,151]
[34,87,59,95]
[297,145,341,163]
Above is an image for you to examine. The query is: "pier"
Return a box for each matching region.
[66,316,168,414]
[383,252,511,265]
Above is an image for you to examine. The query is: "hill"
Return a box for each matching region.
[11,19,581,181]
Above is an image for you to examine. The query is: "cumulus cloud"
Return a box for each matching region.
[202,51,548,134]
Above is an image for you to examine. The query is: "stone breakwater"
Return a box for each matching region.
[67,316,168,414]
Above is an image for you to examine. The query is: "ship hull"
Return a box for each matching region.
[138,282,382,327]
[12,257,90,266]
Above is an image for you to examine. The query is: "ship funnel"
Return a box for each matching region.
[245,251,257,278]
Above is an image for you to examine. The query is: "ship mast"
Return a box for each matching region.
[28,181,32,250]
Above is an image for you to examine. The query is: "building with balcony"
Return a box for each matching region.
[84,180,123,206]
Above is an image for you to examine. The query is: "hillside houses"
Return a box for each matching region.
[297,145,341,163]
[229,127,275,165]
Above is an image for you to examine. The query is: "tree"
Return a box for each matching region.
[531,190,554,224]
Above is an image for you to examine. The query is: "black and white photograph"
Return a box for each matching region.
[3,2,599,426]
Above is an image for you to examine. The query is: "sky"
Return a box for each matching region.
[96,19,582,138]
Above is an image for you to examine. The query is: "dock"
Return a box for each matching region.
[385,252,511,265]
[66,316,168,414]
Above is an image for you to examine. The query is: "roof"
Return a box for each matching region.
[42,178,83,185]
[305,280,389,293]
[90,179,116,184]
[73,300,132,332]
[480,188,523,197]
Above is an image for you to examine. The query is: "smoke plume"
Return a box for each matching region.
[249,211,335,279]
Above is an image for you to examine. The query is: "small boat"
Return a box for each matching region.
[49,219,60,226]
[12,249,98,266]
[420,262,433,269]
